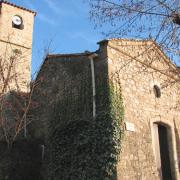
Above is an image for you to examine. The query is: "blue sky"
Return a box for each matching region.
[10,0,104,75]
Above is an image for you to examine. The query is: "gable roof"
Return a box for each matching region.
[98,38,178,70]
[98,38,149,44]
[0,1,36,16]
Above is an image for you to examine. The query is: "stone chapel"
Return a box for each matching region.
[0,1,179,180]
[35,39,180,180]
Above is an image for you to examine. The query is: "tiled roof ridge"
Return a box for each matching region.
[98,38,153,44]
[0,0,36,15]
[100,38,177,69]
[47,51,95,59]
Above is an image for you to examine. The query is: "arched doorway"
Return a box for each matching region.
[157,124,172,180]
[152,122,175,180]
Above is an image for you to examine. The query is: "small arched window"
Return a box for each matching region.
[153,85,161,98]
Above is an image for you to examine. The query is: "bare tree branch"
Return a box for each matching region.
[89,0,180,64]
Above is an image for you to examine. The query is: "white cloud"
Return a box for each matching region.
[43,0,78,17]
[23,1,56,25]
[38,13,56,25]
[43,0,60,14]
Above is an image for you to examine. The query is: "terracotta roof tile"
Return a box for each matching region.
[0,1,36,16]
[97,38,154,44]
[46,52,94,59]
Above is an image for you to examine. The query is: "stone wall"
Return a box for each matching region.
[0,4,38,179]
[33,39,180,180]
[31,54,93,140]
[31,54,95,179]
[0,42,32,92]
[33,51,125,180]
[101,39,180,180]
[0,3,35,48]
[0,3,35,92]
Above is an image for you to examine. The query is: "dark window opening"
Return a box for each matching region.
[12,23,24,30]
[153,85,161,98]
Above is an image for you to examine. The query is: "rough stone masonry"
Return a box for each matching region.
[34,39,180,180]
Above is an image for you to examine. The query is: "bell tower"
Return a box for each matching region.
[0,1,36,93]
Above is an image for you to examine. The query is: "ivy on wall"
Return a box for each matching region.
[47,62,124,180]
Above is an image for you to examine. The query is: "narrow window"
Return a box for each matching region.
[153,85,161,98]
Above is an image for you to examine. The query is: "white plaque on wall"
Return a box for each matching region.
[125,122,135,132]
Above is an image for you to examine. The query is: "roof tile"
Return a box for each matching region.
[0,0,36,16]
